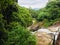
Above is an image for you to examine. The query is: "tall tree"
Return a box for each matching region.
[0,0,36,45]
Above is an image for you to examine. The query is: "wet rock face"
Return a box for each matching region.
[27,24,40,32]
[35,32,53,45]
[56,32,60,45]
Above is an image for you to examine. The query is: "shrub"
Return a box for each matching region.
[5,22,36,45]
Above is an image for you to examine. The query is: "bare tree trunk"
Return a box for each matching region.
[53,35,56,45]
[56,32,60,45]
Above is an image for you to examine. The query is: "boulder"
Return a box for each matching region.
[35,31,53,45]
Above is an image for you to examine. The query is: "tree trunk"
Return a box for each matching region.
[56,32,60,45]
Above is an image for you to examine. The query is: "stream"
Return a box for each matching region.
[31,26,60,40]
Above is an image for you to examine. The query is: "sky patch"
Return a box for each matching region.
[18,0,48,9]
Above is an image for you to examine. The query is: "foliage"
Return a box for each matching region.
[36,1,60,27]
[5,22,36,45]
[29,8,38,18]
[0,0,32,27]
[37,8,49,21]
[0,0,36,45]
[0,0,17,12]
[0,14,8,45]
[17,7,32,27]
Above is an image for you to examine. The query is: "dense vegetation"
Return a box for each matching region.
[0,0,36,45]
[29,0,60,27]
[0,0,60,45]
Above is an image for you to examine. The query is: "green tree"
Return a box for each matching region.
[0,0,32,27]
[17,7,32,27]
[0,14,8,45]
[37,8,49,21]
[29,8,38,18]
[46,1,60,20]
[0,0,36,45]
[37,1,60,27]
[5,22,36,45]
